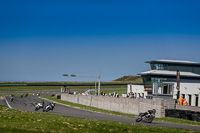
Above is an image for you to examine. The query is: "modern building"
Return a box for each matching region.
[127,59,200,107]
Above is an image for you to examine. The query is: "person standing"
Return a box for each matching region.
[183,98,188,105]
[178,95,184,105]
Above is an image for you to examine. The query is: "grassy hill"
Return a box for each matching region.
[113,76,143,83]
[0,76,143,88]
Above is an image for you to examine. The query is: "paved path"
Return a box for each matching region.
[3,96,200,131]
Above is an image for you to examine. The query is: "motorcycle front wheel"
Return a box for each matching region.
[45,108,50,112]
[35,107,40,111]
[10,98,13,102]
[147,116,153,123]
[135,117,142,122]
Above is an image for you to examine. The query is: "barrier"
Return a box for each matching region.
[61,93,176,118]
[165,109,200,122]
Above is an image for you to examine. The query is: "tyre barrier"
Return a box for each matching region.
[165,109,200,122]
[57,95,61,99]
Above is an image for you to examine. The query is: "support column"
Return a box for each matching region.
[185,94,189,104]
[198,94,200,107]
[191,94,196,106]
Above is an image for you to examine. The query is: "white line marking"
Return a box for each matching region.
[4,96,12,109]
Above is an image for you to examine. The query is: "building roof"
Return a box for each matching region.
[145,59,200,66]
[139,70,200,78]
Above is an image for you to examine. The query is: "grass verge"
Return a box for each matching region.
[0,104,198,133]
[0,85,126,92]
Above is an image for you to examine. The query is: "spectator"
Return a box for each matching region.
[113,92,116,97]
[116,92,119,97]
[100,91,103,96]
[129,92,134,98]
[183,98,188,105]
[127,93,131,98]
[178,95,184,105]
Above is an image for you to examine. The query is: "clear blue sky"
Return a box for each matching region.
[0,0,200,82]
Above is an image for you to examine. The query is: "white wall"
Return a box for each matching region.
[127,82,200,106]
[61,93,175,118]
[127,84,147,98]
[173,82,200,107]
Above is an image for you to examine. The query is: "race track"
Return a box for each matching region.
[4,96,200,131]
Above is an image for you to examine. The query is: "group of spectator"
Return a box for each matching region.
[97,91,120,97]
[178,95,188,105]
[108,92,119,97]
[127,92,135,98]
[100,91,107,96]
[127,92,143,99]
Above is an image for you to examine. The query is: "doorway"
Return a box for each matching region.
[163,85,168,94]
[188,95,191,106]
[196,96,199,106]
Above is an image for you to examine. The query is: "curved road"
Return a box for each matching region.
[3,96,200,131]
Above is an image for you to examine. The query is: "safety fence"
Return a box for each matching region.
[165,109,200,122]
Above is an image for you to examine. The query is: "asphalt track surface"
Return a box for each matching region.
[3,96,200,131]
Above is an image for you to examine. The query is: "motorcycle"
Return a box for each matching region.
[21,93,23,98]
[10,97,14,102]
[10,94,14,102]
[135,109,156,123]
[35,101,44,111]
[43,102,55,112]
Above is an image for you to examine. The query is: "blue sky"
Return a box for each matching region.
[0,0,200,82]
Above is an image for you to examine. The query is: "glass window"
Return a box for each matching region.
[151,64,156,70]
[151,63,168,70]
[143,77,151,84]
[153,83,173,95]
[156,64,164,70]
[151,78,167,83]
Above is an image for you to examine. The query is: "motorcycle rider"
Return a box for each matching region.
[49,102,55,110]
[51,102,55,110]
[43,102,55,112]
[35,100,45,111]
[38,100,44,105]
[10,94,14,102]
[21,93,24,98]
[135,109,156,123]
[25,93,28,97]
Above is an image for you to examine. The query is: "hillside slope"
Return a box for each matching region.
[113,76,143,83]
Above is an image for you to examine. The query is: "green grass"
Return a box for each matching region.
[43,96,200,127]
[0,104,198,133]
[0,85,126,92]
[0,86,61,91]
[154,117,200,126]
[2,85,200,128]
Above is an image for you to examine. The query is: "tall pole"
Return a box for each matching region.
[176,70,180,101]
[63,71,101,95]
[95,81,96,92]
[98,70,101,96]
